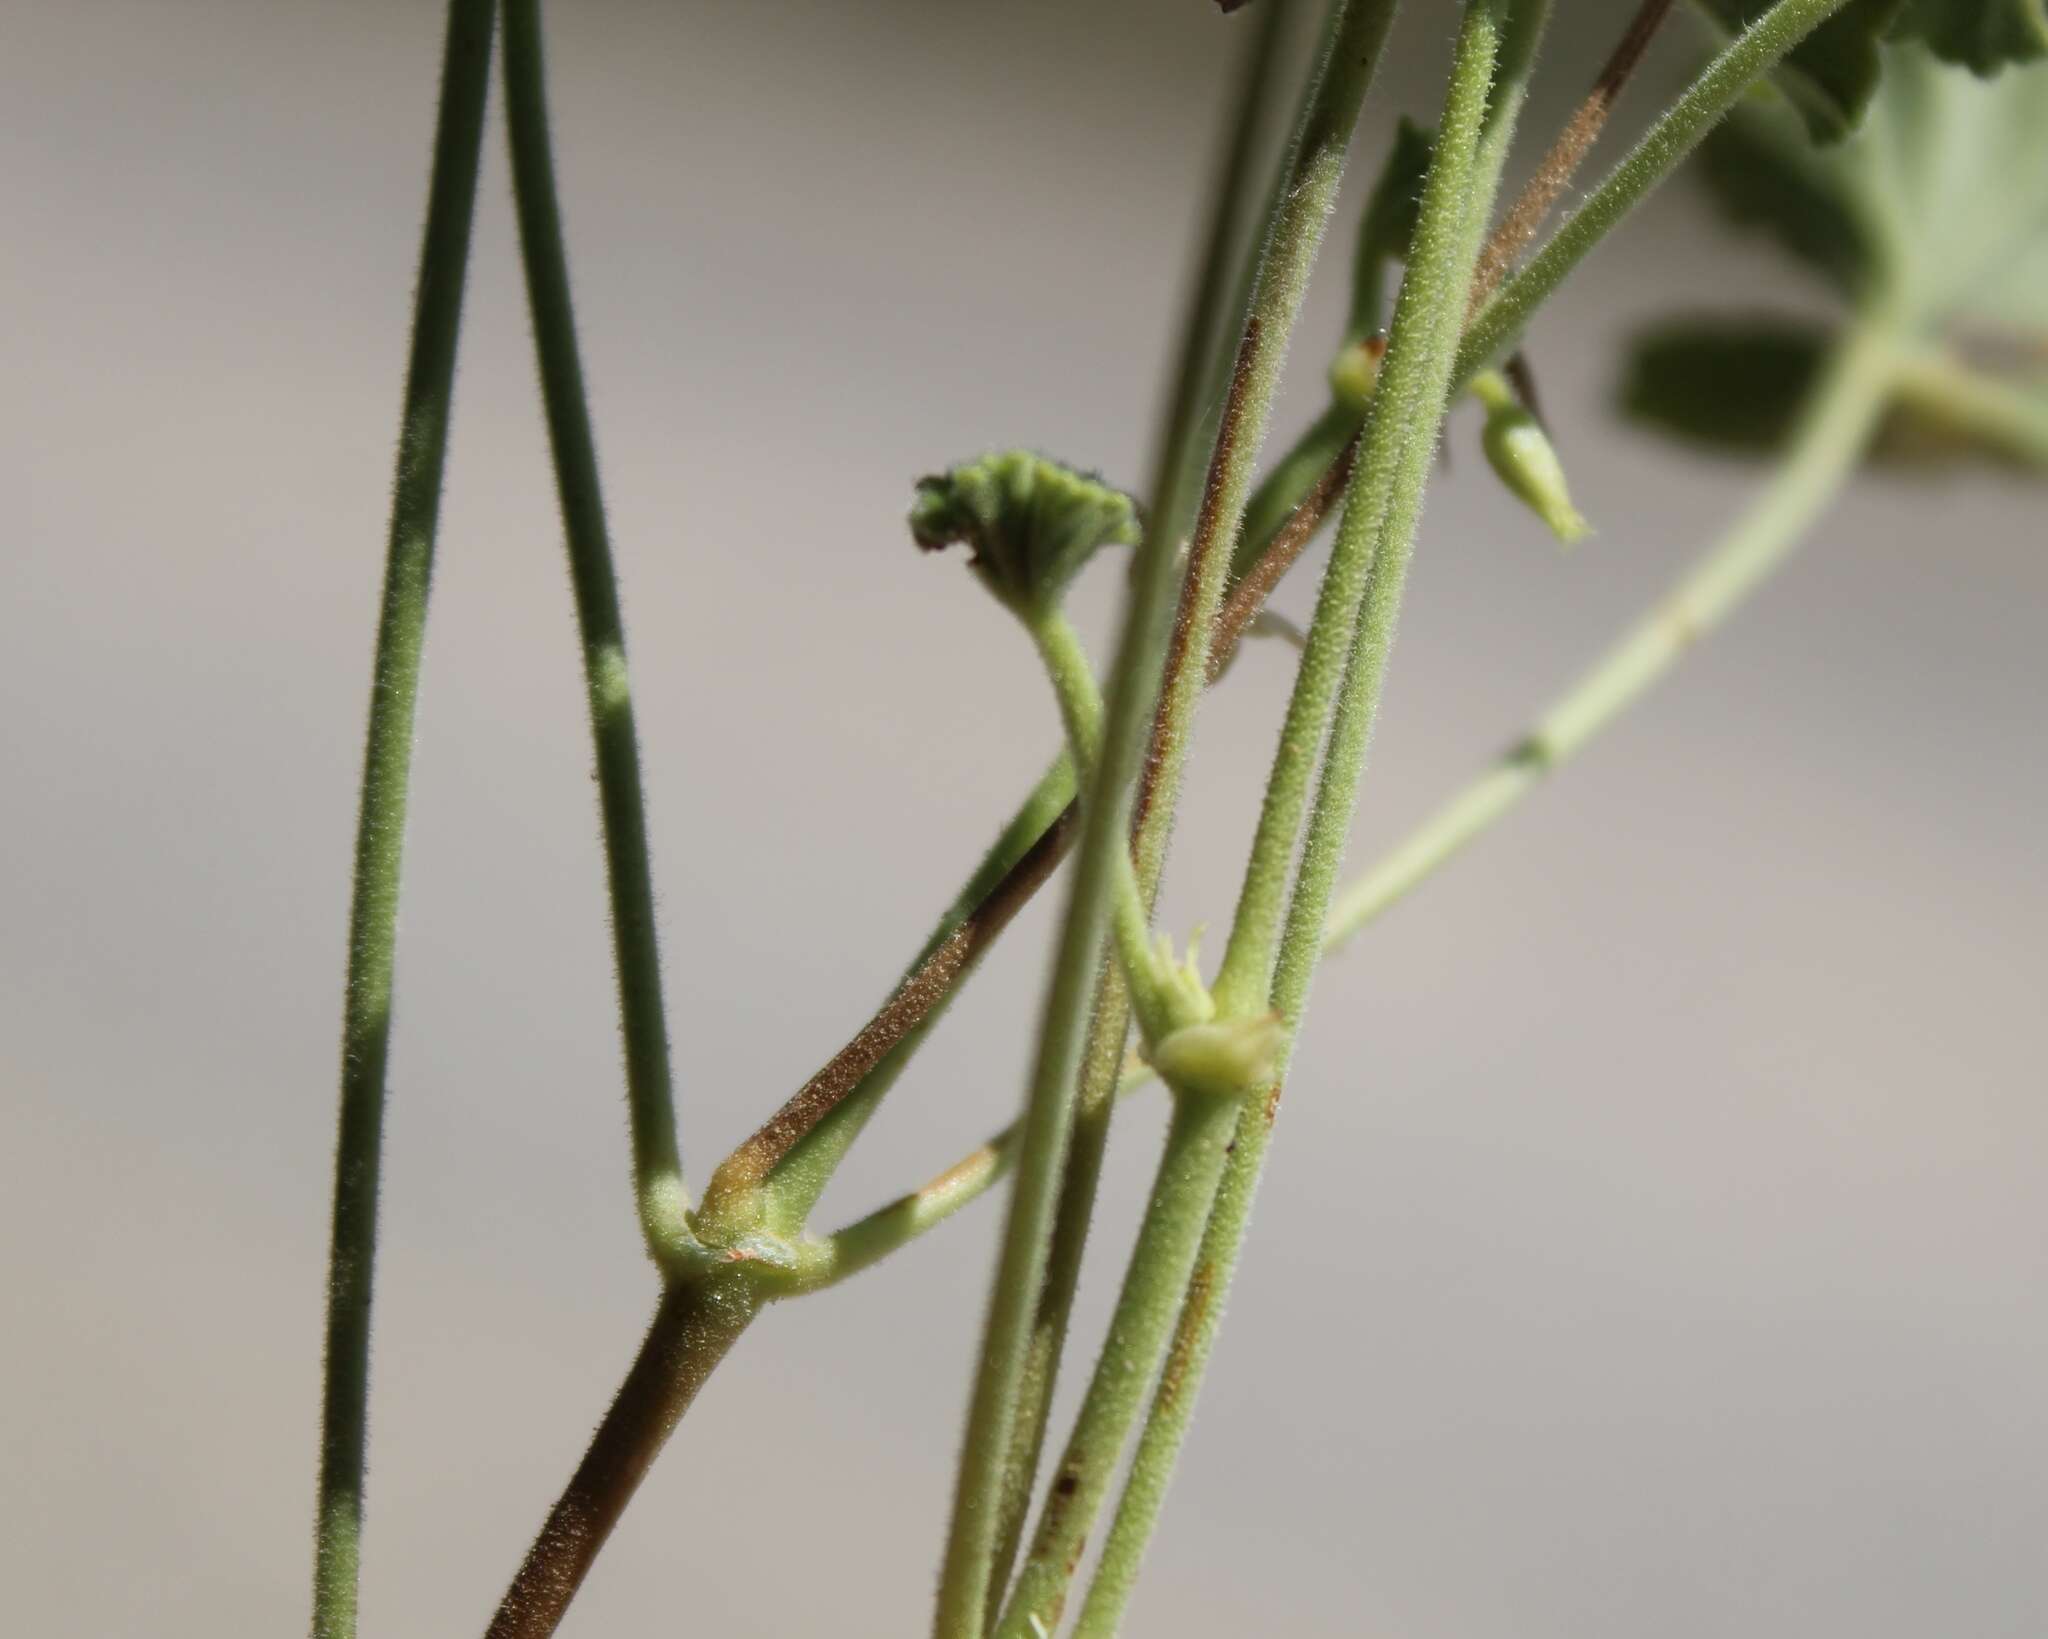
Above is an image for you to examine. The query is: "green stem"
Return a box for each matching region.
[481,1275,762,1639]
[312,6,495,1636]
[1213,0,1517,1017]
[795,311,1901,1305]
[1086,306,1901,1638]
[502,0,697,1268]
[991,1091,1243,1639]
[1148,0,1297,530]
[1889,348,2048,470]
[927,429,1185,1639]
[1027,610,1173,1042]
[1454,0,1855,389]
[964,2,1403,1622]
[1082,1,1535,1623]
[738,755,1078,1231]
[1328,311,1903,944]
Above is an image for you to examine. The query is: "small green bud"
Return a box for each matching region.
[910,451,1140,618]
[1471,371,1589,544]
[1328,334,1387,416]
[1147,929,1217,1036]
[1148,1012,1288,1102]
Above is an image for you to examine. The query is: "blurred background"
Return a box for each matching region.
[4,2,2043,1635]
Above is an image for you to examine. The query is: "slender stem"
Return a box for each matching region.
[1080,2,1536,1624]
[795,313,1902,1304]
[1027,612,1169,1040]
[1467,0,1676,312]
[1888,348,2048,469]
[1235,401,1360,581]
[991,1091,1243,1639]
[1210,431,1359,679]
[735,759,1078,1230]
[1135,0,1404,887]
[1148,0,1297,529]
[1328,312,1902,941]
[502,0,696,1266]
[311,7,495,1636]
[965,2,1403,1621]
[1455,0,1855,389]
[1212,0,1516,1017]
[927,405,1189,1639]
[1084,308,1901,1638]
[481,1276,762,1639]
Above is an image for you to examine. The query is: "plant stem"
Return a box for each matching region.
[481,1276,762,1639]
[1027,611,1170,1041]
[312,7,495,1636]
[1080,1,1536,1623]
[964,1,1403,1621]
[1467,0,1676,312]
[796,311,1903,1298]
[1148,0,1298,529]
[1454,0,1855,389]
[1329,311,1903,940]
[502,0,697,1267]
[1213,0,1518,1018]
[1084,307,1901,1637]
[991,1090,1243,1639]
[1889,348,2048,469]
[726,756,1078,1231]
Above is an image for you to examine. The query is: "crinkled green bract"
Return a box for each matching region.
[910,451,1140,618]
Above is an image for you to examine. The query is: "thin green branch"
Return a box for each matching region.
[1329,310,1904,943]
[312,6,496,1636]
[992,1090,1244,1639]
[967,1,1404,1621]
[1455,0,1856,387]
[1080,1,1541,1624]
[794,315,1905,1312]
[502,0,696,1268]
[1888,347,2048,470]
[1086,306,1902,1639]
[729,756,1078,1232]
[1213,0,1525,1017]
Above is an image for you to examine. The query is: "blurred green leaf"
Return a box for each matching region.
[1891,0,2048,73]
[1618,316,1831,453]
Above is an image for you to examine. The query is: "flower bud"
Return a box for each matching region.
[1328,334,1388,416]
[910,451,1140,618]
[1471,371,1589,544]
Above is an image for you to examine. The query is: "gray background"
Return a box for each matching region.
[3,2,2043,1635]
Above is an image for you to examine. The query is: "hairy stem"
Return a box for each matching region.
[312,6,495,1635]
[1087,303,1900,1637]
[713,756,1078,1229]
[1083,0,1540,1623]
[1467,0,1676,312]
[1455,0,1855,387]
[502,0,695,1266]
[966,1,1404,1620]
[992,1091,1244,1639]
[1329,312,1901,937]
[1213,0,1522,1017]
[481,1276,761,1639]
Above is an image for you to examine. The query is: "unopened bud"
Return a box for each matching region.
[1328,334,1388,417]
[1471,371,1589,544]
